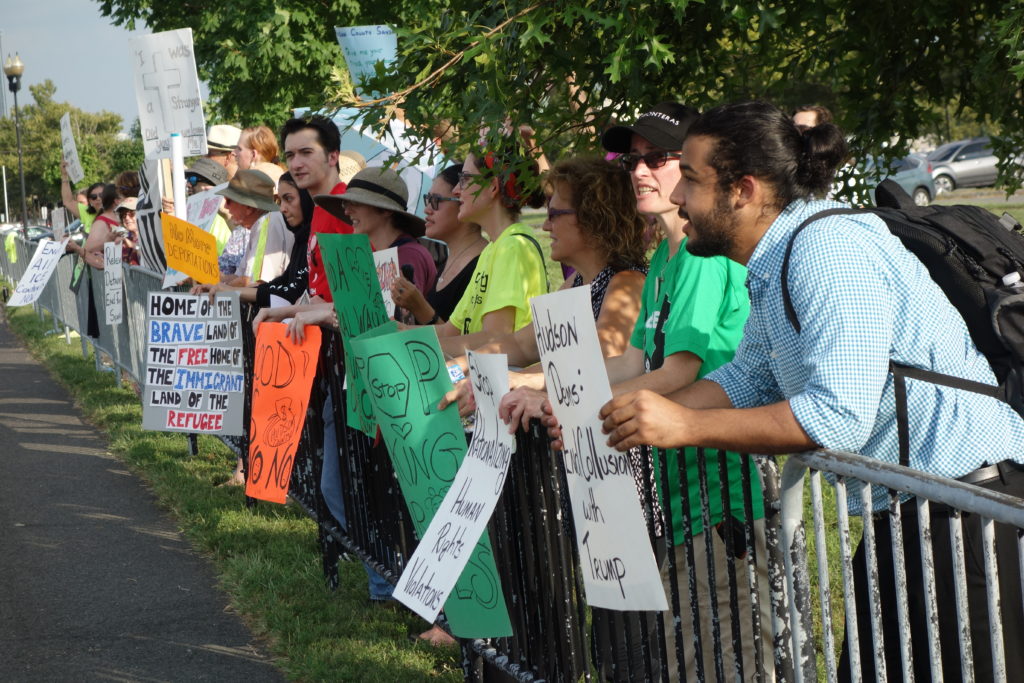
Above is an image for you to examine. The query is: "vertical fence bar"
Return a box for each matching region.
[809,470,837,680]
[981,516,1006,682]
[835,478,861,683]
[916,498,943,683]
[949,510,975,683]
[886,490,915,683]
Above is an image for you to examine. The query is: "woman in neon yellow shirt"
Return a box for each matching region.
[433,149,549,337]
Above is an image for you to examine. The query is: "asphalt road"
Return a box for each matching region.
[0,315,284,682]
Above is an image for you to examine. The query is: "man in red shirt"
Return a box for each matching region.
[279,116,352,302]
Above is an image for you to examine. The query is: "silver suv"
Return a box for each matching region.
[927,136,998,193]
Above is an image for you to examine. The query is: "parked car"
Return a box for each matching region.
[927,136,999,193]
[863,154,936,206]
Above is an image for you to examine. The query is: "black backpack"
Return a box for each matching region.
[781,179,1024,465]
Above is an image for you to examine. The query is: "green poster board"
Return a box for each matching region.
[317,233,389,434]
[348,325,512,638]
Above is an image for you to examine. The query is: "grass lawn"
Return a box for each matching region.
[2,302,462,682]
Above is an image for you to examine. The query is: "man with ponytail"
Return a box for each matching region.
[593,100,1024,682]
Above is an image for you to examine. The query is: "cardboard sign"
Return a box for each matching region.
[8,238,70,307]
[245,322,321,504]
[394,351,515,624]
[334,25,397,99]
[373,246,399,318]
[103,242,124,326]
[349,326,512,638]
[186,183,228,232]
[531,287,667,611]
[142,292,245,435]
[60,113,85,185]
[129,28,208,159]
[161,214,218,284]
[317,233,390,434]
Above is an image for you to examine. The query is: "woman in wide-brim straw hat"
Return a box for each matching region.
[315,166,437,298]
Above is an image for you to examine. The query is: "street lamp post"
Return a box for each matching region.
[3,54,28,233]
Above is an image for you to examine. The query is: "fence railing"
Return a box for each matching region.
[2,233,1021,682]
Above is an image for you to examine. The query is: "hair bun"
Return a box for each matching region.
[796,124,847,195]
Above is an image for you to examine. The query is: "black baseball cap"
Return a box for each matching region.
[601,102,700,153]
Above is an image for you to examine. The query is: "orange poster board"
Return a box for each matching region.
[245,322,322,504]
[161,213,219,284]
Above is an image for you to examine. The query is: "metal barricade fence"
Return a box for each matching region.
[5,239,1023,682]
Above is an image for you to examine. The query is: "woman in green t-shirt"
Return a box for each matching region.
[433,149,549,338]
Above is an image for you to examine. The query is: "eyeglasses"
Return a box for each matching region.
[88,193,102,200]
[617,151,682,172]
[185,174,208,187]
[457,172,481,189]
[423,193,460,211]
[546,207,576,222]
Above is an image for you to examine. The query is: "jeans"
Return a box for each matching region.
[320,394,394,601]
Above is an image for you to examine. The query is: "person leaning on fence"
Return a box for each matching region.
[589,100,1024,683]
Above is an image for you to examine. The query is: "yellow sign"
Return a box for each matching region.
[161,214,219,284]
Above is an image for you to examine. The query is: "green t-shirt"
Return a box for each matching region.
[78,203,96,233]
[629,238,763,541]
[449,222,548,335]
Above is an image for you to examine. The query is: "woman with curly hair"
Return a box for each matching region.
[441,156,648,421]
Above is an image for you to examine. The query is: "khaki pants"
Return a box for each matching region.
[660,519,775,683]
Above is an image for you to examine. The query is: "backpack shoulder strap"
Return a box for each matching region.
[781,208,868,332]
[514,231,550,292]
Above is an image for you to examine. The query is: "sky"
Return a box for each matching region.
[2,0,206,133]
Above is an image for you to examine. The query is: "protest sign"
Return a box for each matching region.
[52,210,67,243]
[161,214,218,284]
[531,287,667,611]
[129,28,207,159]
[59,113,85,185]
[349,326,512,637]
[317,233,390,434]
[103,242,123,326]
[245,322,321,504]
[186,183,228,232]
[334,25,397,99]
[8,238,70,307]
[142,292,245,435]
[394,351,515,624]
[373,246,399,318]
[136,159,166,274]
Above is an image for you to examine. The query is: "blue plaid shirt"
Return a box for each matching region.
[706,199,1024,512]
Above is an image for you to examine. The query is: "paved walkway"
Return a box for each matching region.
[0,315,284,681]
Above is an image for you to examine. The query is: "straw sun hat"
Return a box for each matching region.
[315,167,425,237]
[216,169,281,213]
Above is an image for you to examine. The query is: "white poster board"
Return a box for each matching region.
[129,28,208,159]
[373,246,399,318]
[186,183,228,233]
[60,113,85,185]
[531,286,667,611]
[394,351,515,622]
[142,291,245,435]
[8,239,70,307]
[334,25,397,99]
[104,242,124,325]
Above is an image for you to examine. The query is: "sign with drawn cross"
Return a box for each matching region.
[129,28,208,159]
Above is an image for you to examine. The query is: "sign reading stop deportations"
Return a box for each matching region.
[142,291,245,435]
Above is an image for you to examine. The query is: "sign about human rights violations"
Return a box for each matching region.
[531,286,667,611]
[142,292,244,435]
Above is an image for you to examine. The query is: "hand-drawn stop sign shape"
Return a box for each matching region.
[367,352,409,418]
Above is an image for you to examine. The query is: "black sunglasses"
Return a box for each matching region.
[88,193,102,200]
[617,151,682,172]
[423,193,460,211]
[546,207,576,222]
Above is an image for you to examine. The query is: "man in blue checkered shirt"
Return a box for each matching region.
[591,101,1024,682]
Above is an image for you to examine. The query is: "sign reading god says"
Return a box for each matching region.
[8,238,71,307]
[60,113,85,185]
[129,28,208,159]
[161,214,219,284]
[317,233,390,434]
[103,242,123,325]
[348,326,512,638]
[142,292,245,435]
[531,287,666,611]
[246,322,321,504]
[394,351,515,624]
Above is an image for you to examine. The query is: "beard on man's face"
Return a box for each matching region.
[683,192,739,258]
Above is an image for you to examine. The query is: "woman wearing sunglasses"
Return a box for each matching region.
[390,163,486,325]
